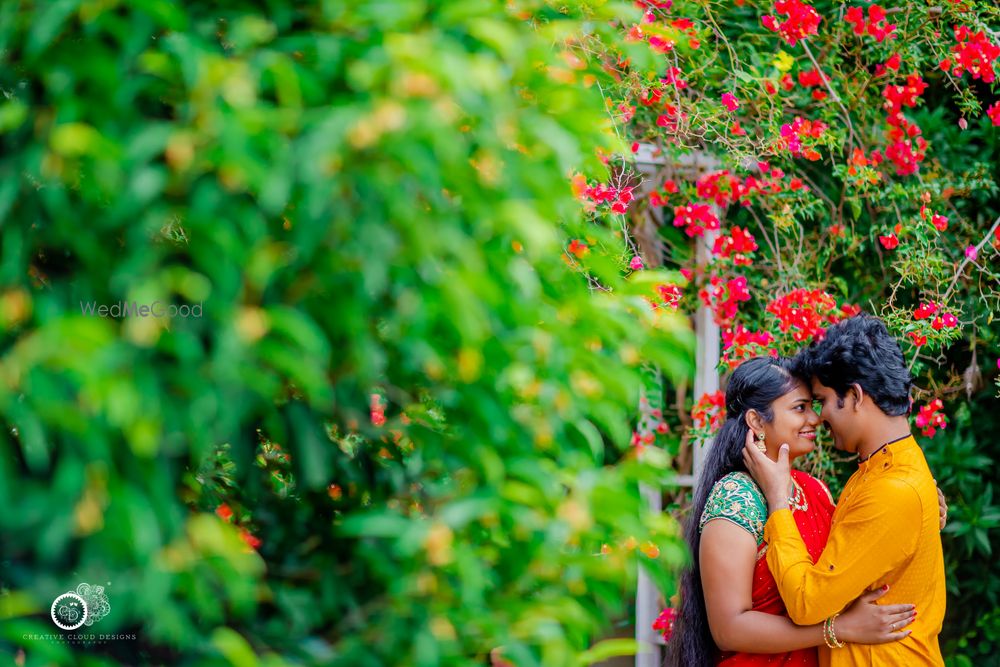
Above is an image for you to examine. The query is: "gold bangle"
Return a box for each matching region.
[828,613,846,648]
[822,616,836,649]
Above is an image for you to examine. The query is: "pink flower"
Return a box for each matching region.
[653,607,678,642]
[965,245,978,260]
[988,102,1000,126]
[630,256,645,270]
[942,313,959,328]
[721,92,740,112]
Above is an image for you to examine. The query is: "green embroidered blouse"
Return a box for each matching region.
[698,471,768,546]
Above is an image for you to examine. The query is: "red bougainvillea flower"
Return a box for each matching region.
[721,92,740,111]
[879,233,899,249]
[722,325,775,368]
[915,399,947,437]
[699,276,751,326]
[761,0,822,46]
[829,224,845,237]
[913,302,939,320]
[216,504,234,522]
[240,528,263,551]
[966,245,978,260]
[885,52,901,71]
[567,239,590,258]
[692,391,726,433]
[845,4,896,42]
[884,117,927,176]
[941,26,1000,83]
[653,607,678,642]
[630,255,645,270]
[908,331,928,346]
[767,289,860,341]
[883,74,928,116]
[712,226,759,265]
[656,283,683,309]
[370,393,387,426]
[779,117,827,159]
[673,203,721,237]
[648,35,676,53]
[662,66,688,90]
[988,102,1000,126]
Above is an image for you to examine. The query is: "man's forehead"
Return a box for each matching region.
[809,377,834,394]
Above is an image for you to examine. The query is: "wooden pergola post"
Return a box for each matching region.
[632,146,720,667]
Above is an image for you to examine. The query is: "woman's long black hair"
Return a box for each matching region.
[665,356,800,667]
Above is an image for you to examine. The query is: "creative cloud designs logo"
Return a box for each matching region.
[50,583,111,631]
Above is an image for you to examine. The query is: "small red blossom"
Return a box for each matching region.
[913,302,939,320]
[987,102,1000,126]
[216,504,234,522]
[879,234,899,250]
[630,255,645,270]
[908,331,927,346]
[722,325,775,368]
[845,4,896,43]
[673,203,721,237]
[721,92,740,112]
[699,275,751,326]
[829,224,845,237]
[885,53,901,71]
[712,226,759,266]
[656,283,683,309]
[370,393,387,426]
[567,239,590,258]
[653,607,678,642]
[761,0,822,46]
[915,399,947,437]
[240,528,263,551]
[692,391,726,433]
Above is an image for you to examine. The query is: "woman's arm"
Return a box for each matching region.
[700,519,825,653]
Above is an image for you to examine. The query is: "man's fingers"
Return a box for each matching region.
[777,443,790,466]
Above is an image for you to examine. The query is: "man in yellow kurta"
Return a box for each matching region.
[744,315,946,666]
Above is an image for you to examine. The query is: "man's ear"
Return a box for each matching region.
[745,409,765,433]
[849,383,866,411]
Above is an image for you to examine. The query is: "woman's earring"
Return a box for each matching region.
[754,432,767,453]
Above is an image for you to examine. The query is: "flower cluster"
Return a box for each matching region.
[939,26,1000,83]
[846,147,884,186]
[653,607,678,642]
[722,325,775,369]
[766,289,861,341]
[883,74,928,119]
[797,67,829,100]
[884,118,927,176]
[780,117,826,159]
[845,5,896,43]
[761,0,822,47]
[692,390,726,433]
[630,396,671,450]
[655,282,684,309]
[915,399,947,437]
[648,179,679,207]
[577,180,636,214]
[712,226,758,266]
[673,203,721,237]
[699,275,751,325]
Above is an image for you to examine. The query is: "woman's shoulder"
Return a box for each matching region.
[699,471,767,544]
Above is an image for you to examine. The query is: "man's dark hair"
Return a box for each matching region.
[793,313,911,416]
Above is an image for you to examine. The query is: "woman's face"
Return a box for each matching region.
[755,381,821,461]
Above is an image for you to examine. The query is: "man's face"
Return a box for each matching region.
[811,377,857,453]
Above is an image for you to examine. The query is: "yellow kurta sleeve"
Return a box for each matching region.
[763,477,923,625]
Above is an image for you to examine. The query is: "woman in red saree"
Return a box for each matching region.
[667,357,918,666]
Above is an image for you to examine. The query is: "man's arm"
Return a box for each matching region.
[763,478,922,625]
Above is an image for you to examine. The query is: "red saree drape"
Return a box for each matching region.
[717,470,836,666]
